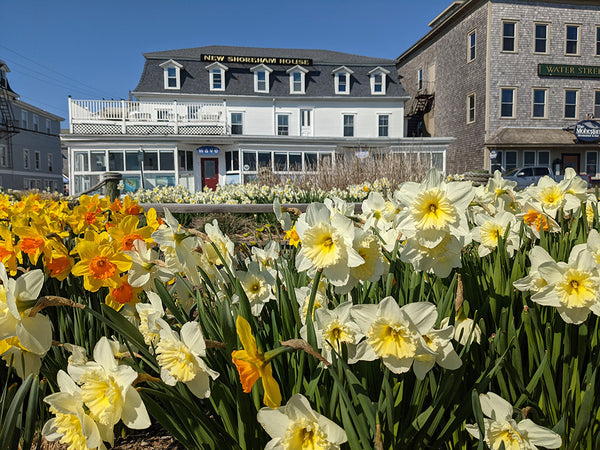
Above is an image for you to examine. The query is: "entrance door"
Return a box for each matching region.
[562,153,580,174]
[300,109,313,136]
[201,158,218,190]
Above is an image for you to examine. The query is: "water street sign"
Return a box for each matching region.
[197,146,221,155]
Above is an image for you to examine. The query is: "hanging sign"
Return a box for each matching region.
[489,150,498,159]
[196,146,220,155]
[574,120,600,143]
[356,149,369,159]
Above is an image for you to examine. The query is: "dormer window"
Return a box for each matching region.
[206,62,228,92]
[368,67,390,95]
[332,66,354,95]
[286,65,309,94]
[159,59,183,90]
[250,64,273,93]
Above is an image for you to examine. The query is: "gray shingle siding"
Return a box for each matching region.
[134,46,407,98]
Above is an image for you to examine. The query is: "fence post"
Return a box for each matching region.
[103,172,122,202]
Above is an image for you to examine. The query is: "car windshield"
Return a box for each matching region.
[504,168,520,176]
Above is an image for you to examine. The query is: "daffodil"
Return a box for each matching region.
[234,261,276,316]
[414,320,462,379]
[231,316,281,408]
[466,392,562,449]
[107,215,154,251]
[42,370,107,450]
[349,297,438,375]
[336,229,387,294]
[471,211,520,257]
[513,246,554,293]
[257,394,347,450]
[156,321,219,398]
[295,284,326,325]
[517,201,560,239]
[531,176,567,219]
[400,233,466,279]
[440,315,482,346]
[135,291,165,346]
[123,239,173,290]
[0,336,44,379]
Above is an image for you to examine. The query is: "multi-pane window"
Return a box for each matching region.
[468,30,476,61]
[467,93,476,123]
[46,119,51,134]
[505,151,517,170]
[109,151,124,171]
[502,21,517,52]
[74,151,88,171]
[532,89,547,118]
[373,73,383,93]
[595,91,600,118]
[564,89,578,119]
[211,68,224,90]
[256,71,267,92]
[538,151,550,167]
[378,115,389,137]
[337,73,348,94]
[178,150,193,171]
[343,114,354,137]
[500,88,516,118]
[48,154,53,172]
[230,112,243,135]
[524,151,536,166]
[225,150,239,172]
[33,115,39,131]
[277,115,289,135]
[34,151,40,170]
[90,151,106,171]
[565,25,580,55]
[586,152,598,177]
[23,149,30,169]
[534,23,548,53]
[167,67,177,88]
[0,145,7,167]
[21,111,28,129]
[417,68,423,90]
[597,26,600,56]
[292,72,303,93]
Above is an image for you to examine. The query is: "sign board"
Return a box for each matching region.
[196,146,220,155]
[489,150,498,160]
[538,64,600,78]
[201,54,312,66]
[574,120,600,143]
[356,149,369,159]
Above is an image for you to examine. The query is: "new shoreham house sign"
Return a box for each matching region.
[574,120,600,143]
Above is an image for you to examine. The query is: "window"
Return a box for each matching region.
[505,151,517,170]
[597,26,600,56]
[368,67,390,95]
[258,152,271,169]
[343,114,354,137]
[287,66,308,94]
[34,151,40,170]
[23,149,30,169]
[0,145,7,167]
[304,153,318,171]
[159,151,174,171]
[532,88,547,118]
[206,62,228,91]
[586,152,598,177]
[90,151,106,171]
[230,112,243,135]
[160,60,183,90]
[500,88,516,118]
[378,115,389,137]
[538,151,550,167]
[534,23,548,54]
[225,151,239,172]
[33,115,39,131]
[277,115,289,135]
[243,151,257,172]
[524,151,536,166]
[109,151,124,171]
[143,151,158,171]
[564,89,578,119]
[565,25,580,55]
[251,64,272,93]
[126,152,141,171]
[502,21,517,52]
[274,152,288,171]
[594,90,600,118]
[289,153,302,171]
[74,151,88,171]
[301,109,312,128]
[48,154,53,172]
[467,93,476,123]
[46,119,51,134]
[21,111,28,129]
[468,30,476,61]
[417,68,423,91]
[332,66,353,94]
[178,150,193,171]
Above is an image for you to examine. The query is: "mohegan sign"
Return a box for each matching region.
[201,54,312,66]
[538,64,600,78]
[574,120,600,143]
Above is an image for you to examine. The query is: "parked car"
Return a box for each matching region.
[502,166,591,189]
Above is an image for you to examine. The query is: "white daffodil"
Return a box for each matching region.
[466,392,562,449]
[42,370,107,450]
[257,394,347,450]
[202,219,235,268]
[324,197,355,219]
[0,263,51,358]
[295,203,364,287]
[396,168,474,249]
[486,170,517,202]
[562,167,588,214]
[301,301,363,364]
[155,321,219,399]
[251,240,280,270]
[584,229,600,265]
[234,261,276,316]
[471,211,520,257]
[517,201,560,240]
[336,229,387,294]
[513,246,555,293]
[400,233,466,279]
[135,291,165,347]
[440,316,482,346]
[349,297,438,376]
[414,321,462,379]
[68,337,151,430]
[295,284,326,325]
[532,247,600,324]
[361,191,393,231]
[531,176,567,219]
[0,336,44,379]
[123,239,173,290]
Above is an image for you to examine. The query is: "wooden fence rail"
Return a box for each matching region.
[140,202,363,214]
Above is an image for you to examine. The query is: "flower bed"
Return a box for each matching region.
[1,169,599,449]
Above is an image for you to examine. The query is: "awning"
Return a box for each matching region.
[485,127,578,148]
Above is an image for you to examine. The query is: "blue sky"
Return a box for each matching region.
[1,0,452,122]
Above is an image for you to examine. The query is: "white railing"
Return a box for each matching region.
[69,99,227,134]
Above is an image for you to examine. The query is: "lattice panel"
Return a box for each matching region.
[126,125,175,135]
[73,124,122,134]
[178,126,226,135]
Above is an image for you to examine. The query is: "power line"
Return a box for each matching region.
[17,95,68,118]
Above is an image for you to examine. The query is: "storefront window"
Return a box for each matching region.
[90,151,106,172]
[126,152,140,170]
[160,151,174,171]
[74,152,88,172]
[143,151,159,171]
[258,152,271,169]
[243,151,257,172]
[109,151,124,171]
[289,153,302,171]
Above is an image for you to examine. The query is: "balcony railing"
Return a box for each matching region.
[68,99,228,135]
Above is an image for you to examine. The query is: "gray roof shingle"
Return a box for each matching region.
[134,45,407,98]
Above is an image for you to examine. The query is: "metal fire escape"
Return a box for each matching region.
[0,73,18,168]
[406,84,434,137]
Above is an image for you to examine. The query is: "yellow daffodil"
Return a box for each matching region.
[231,316,281,408]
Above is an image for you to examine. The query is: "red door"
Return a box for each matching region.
[562,153,580,174]
[201,158,219,190]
